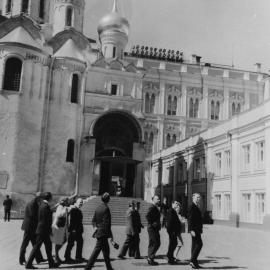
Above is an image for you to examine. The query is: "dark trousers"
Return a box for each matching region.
[167,232,177,260]
[4,209,10,221]
[19,231,44,263]
[119,234,134,257]
[25,234,54,268]
[85,237,112,270]
[147,227,160,260]
[190,233,203,264]
[64,231,83,260]
[133,233,140,258]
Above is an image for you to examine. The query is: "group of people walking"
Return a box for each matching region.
[18,191,204,270]
[19,192,85,269]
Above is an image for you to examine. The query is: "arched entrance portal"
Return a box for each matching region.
[92,111,143,197]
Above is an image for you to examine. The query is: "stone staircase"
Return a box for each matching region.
[81,196,152,226]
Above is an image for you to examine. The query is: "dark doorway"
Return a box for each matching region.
[94,111,142,197]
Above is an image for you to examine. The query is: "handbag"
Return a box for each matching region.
[56,216,66,227]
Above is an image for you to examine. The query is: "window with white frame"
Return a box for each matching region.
[224,150,231,175]
[215,152,222,176]
[224,194,231,219]
[255,141,265,170]
[241,193,251,222]
[194,158,200,180]
[255,193,265,224]
[110,83,118,95]
[214,194,222,219]
[242,144,251,171]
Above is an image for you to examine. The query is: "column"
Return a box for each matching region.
[0,58,5,91]
[181,84,187,116]
[244,90,250,111]
[201,84,208,119]
[159,81,166,115]
[263,120,270,229]
[223,86,230,120]
[173,157,178,201]
[229,135,239,227]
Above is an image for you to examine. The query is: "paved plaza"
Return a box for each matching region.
[0,220,269,270]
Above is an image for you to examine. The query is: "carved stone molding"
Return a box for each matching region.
[53,59,86,72]
[187,86,203,98]
[143,81,160,94]
[229,91,245,102]
[208,89,224,100]
[166,84,181,96]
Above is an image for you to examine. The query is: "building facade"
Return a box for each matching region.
[0,0,269,224]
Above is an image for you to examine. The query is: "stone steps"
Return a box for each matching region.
[81,196,152,226]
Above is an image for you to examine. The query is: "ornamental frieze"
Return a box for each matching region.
[54,0,84,8]
[143,81,159,93]
[25,52,50,66]
[187,86,203,98]
[166,84,181,96]
[53,59,86,72]
[144,122,158,133]
[229,91,245,102]
[208,89,224,100]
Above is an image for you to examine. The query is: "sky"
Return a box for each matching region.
[84,0,270,72]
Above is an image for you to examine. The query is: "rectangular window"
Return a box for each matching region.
[113,47,116,58]
[255,193,265,224]
[194,158,200,180]
[256,141,265,170]
[214,194,222,219]
[201,157,206,178]
[111,84,118,95]
[177,163,183,183]
[242,144,251,171]
[215,152,222,176]
[242,193,251,222]
[224,150,231,175]
[224,194,231,219]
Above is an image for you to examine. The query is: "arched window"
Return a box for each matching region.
[66,139,75,162]
[166,134,171,148]
[237,103,241,113]
[150,94,155,113]
[167,95,172,115]
[172,134,176,145]
[189,98,194,117]
[70,74,79,103]
[149,132,154,153]
[145,93,150,113]
[6,0,12,13]
[210,100,215,120]
[39,0,45,19]
[172,96,177,115]
[66,6,73,27]
[194,98,199,117]
[21,0,29,13]
[3,57,23,91]
[215,101,220,120]
[232,102,236,116]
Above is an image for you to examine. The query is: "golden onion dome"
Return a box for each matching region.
[97,0,129,36]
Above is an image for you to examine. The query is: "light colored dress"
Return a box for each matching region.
[51,205,68,245]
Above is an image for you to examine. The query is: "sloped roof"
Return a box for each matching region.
[0,26,43,49]
[93,57,138,73]
[48,28,91,53]
[54,38,85,62]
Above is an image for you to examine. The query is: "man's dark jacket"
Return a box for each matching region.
[133,210,143,234]
[3,198,12,210]
[125,208,135,235]
[166,208,181,234]
[92,203,112,239]
[21,197,40,232]
[68,207,84,234]
[36,200,52,236]
[188,203,203,233]
[146,204,161,231]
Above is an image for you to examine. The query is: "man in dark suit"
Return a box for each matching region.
[85,193,114,270]
[130,201,144,259]
[166,201,181,264]
[64,198,86,263]
[118,201,136,259]
[188,193,203,269]
[3,195,12,222]
[25,192,58,269]
[146,195,161,265]
[19,192,45,265]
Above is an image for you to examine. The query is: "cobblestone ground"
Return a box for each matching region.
[0,220,270,270]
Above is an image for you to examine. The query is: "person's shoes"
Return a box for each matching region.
[195,264,203,269]
[19,258,26,265]
[147,258,159,265]
[65,258,76,264]
[76,257,87,263]
[25,265,37,269]
[49,262,60,268]
[134,256,142,259]
[36,258,47,264]
[190,261,199,269]
[118,255,126,259]
[168,259,178,265]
